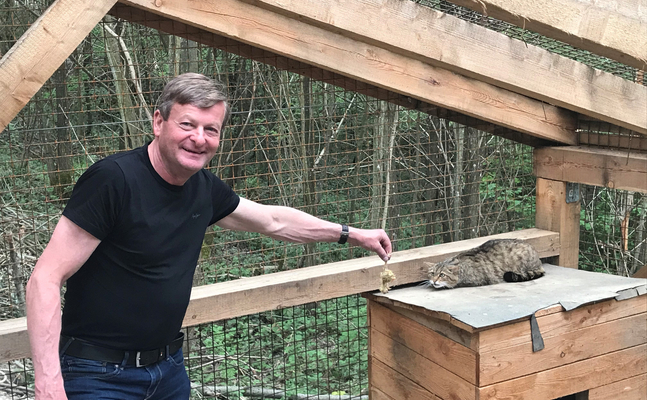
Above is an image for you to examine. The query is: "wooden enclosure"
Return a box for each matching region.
[365,294,647,400]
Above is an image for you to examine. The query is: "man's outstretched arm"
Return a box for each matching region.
[216,198,392,261]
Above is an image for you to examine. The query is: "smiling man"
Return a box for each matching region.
[25,73,392,400]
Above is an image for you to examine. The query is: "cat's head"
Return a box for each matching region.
[425,260,460,289]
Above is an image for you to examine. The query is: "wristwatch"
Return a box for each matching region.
[338,224,349,244]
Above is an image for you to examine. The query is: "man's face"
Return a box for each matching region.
[152,102,225,179]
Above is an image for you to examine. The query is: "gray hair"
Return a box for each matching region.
[156,73,231,129]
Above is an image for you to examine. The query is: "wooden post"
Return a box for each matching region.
[535,178,581,268]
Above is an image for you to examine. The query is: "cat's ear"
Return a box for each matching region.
[446,264,460,273]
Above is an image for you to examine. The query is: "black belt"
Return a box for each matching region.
[60,333,184,368]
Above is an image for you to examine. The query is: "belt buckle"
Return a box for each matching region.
[136,351,143,368]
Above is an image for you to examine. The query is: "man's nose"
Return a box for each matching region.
[191,127,207,145]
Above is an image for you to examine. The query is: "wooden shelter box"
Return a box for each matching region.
[365,265,647,400]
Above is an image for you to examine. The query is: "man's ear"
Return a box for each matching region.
[152,109,163,138]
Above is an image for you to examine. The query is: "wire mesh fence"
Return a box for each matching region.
[0,0,644,398]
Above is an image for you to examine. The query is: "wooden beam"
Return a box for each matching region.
[478,295,647,354]
[370,301,478,385]
[370,357,444,400]
[182,228,559,327]
[0,228,558,363]
[534,146,647,193]
[535,178,581,269]
[237,0,646,135]
[108,3,555,148]
[480,313,647,385]
[478,344,647,399]
[588,374,647,400]
[444,0,647,71]
[117,0,578,145]
[0,0,118,133]
[0,318,29,365]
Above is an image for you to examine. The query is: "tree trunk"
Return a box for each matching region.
[43,63,74,201]
[104,16,145,149]
[299,76,317,267]
[462,127,482,239]
[370,101,389,228]
[179,38,200,73]
[452,124,464,241]
[632,196,647,275]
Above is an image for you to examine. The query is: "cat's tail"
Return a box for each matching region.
[503,266,545,283]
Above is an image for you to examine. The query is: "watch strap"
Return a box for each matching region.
[338,224,349,244]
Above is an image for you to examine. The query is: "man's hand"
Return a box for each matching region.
[347,227,392,262]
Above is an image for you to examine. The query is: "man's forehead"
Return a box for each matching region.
[170,102,225,124]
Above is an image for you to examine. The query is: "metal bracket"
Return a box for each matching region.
[565,182,580,204]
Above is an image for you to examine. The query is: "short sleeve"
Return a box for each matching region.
[208,174,240,225]
[62,159,126,240]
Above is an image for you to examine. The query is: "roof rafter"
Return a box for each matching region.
[118,0,578,144]
[0,0,118,133]
[108,3,561,148]
[240,0,646,134]
[446,0,647,70]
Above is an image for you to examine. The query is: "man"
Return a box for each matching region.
[26,73,392,400]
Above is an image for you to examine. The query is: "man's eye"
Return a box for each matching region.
[180,122,192,128]
[206,128,219,137]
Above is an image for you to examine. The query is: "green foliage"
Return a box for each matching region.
[187,296,368,399]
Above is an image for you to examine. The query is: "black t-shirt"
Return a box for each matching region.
[61,144,239,350]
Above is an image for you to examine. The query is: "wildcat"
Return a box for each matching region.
[425,239,545,289]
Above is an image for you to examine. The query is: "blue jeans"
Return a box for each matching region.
[61,348,191,400]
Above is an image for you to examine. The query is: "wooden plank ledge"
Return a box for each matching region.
[183,228,559,327]
[0,228,558,363]
[534,146,647,193]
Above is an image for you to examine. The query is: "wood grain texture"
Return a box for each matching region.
[370,358,442,400]
[478,344,647,399]
[238,0,646,134]
[371,328,477,400]
[443,0,647,70]
[0,0,118,133]
[535,178,581,268]
[534,146,647,193]
[117,0,578,144]
[107,3,556,148]
[369,301,478,384]
[478,295,647,353]
[588,373,647,400]
[184,228,559,327]
[381,303,478,351]
[479,313,647,385]
[0,317,28,364]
